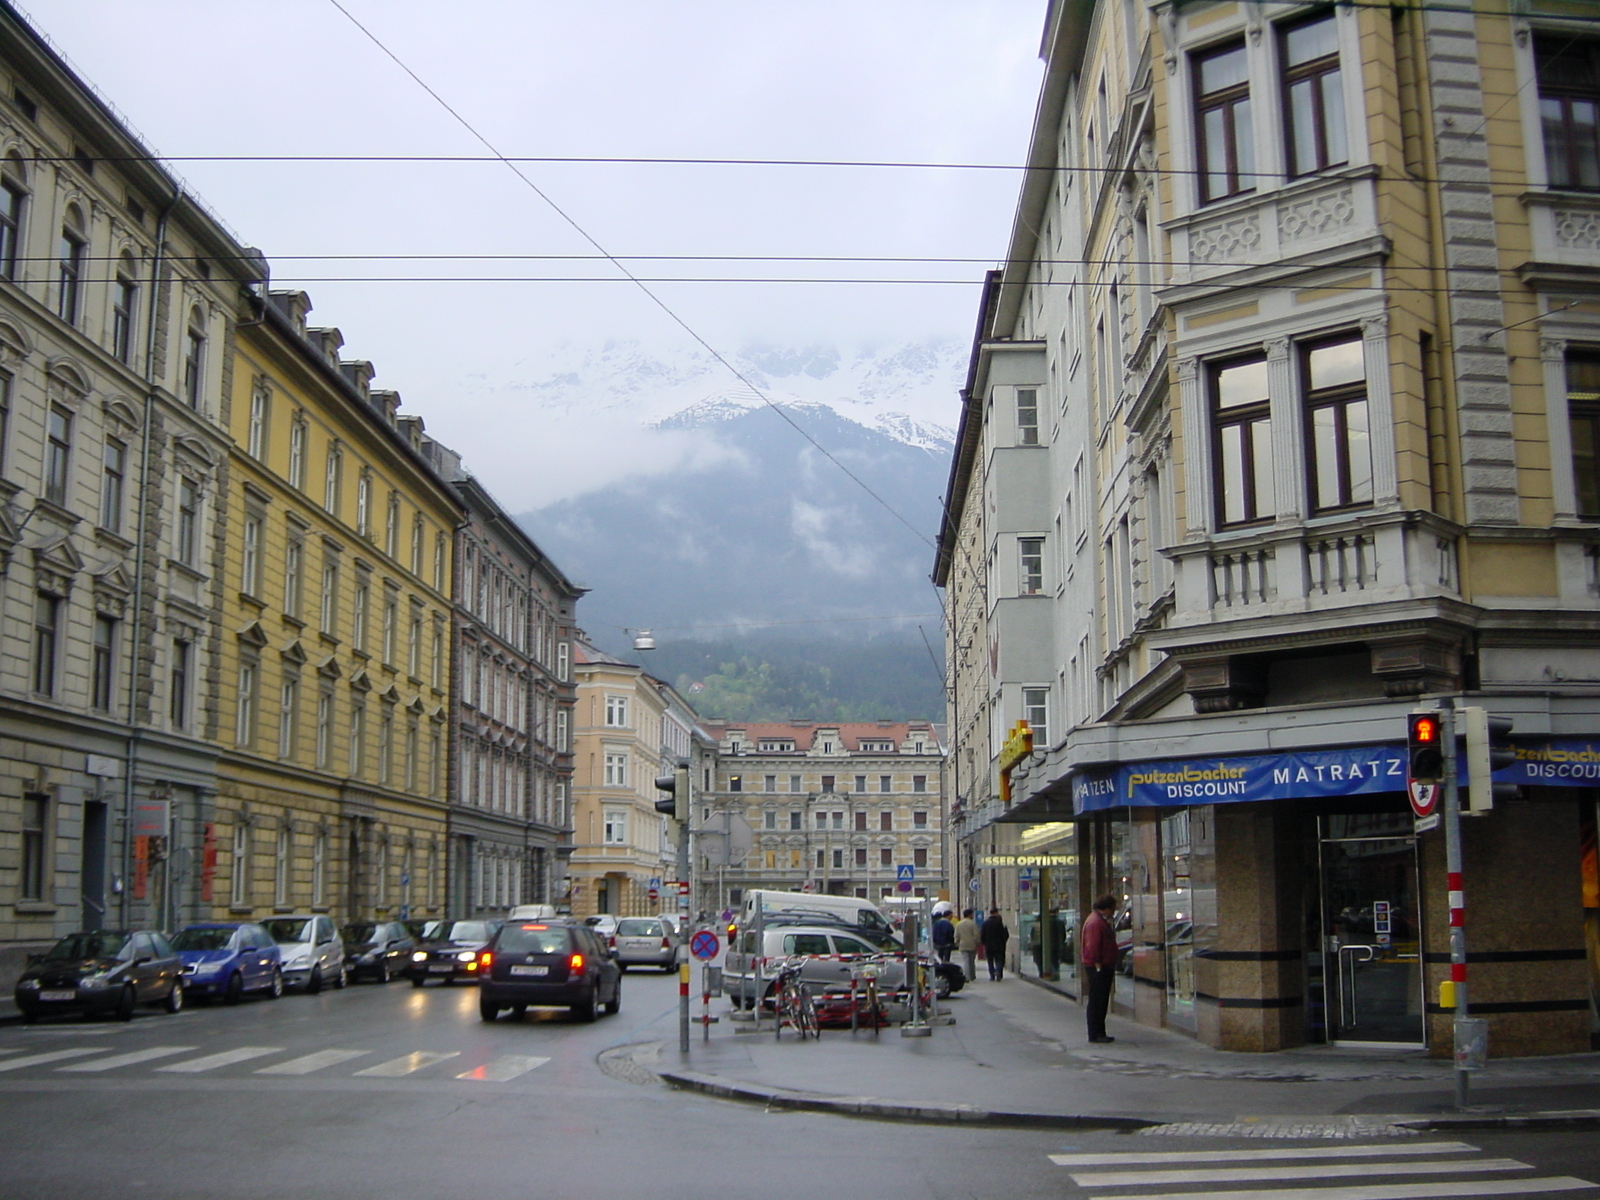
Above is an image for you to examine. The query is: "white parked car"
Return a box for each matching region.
[261,914,346,993]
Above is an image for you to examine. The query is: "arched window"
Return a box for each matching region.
[0,153,28,279]
[183,306,205,408]
[112,250,137,363]
[57,204,86,324]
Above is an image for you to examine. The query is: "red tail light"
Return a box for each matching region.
[569,953,585,972]
[478,951,493,968]
[660,937,671,950]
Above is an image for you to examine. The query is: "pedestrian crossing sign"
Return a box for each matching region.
[896,864,915,881]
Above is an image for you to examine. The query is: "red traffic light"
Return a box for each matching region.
[1409,714,1440,744]
[1407,711,1445,783]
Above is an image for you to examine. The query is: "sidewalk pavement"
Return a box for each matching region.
[637,973,1600,1133]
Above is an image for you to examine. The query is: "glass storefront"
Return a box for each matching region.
[1016,822,1078,992]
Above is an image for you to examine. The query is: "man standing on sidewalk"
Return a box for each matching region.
[953,908,980,984]
[1080,895,1119,1043]
[931,906,956,963]
[979,908,1010,980]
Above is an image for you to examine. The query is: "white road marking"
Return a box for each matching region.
[254,1049,371,1076]
[156,1047,284,1073]
[454,1055,550,1082]
[1076,1158,1532,1188]
[0,1048,107,1071]
[1091,1180,1598,1200]
[57,1046,197,1072]
[1051,1143,1481,1167]
[352,1051,460,1077]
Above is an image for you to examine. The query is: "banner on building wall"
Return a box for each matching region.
[1072,738,1600,815]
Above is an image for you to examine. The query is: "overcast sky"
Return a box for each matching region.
[35,1,1044,507]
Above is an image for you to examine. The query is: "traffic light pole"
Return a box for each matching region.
[1439,704,1471,1109]
[677,810,691,1055]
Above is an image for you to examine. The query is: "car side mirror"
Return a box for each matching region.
[132,956,151,967]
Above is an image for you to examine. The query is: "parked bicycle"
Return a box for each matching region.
[849,958,886,1036]
[770,956,820,1040]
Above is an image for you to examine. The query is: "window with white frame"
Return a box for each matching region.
[183,309,205,408]
[279,676,299,760]
[1211,354,1274,526]
[1194,39,1253,203]
[1281,11,1347,177]
[57,205,86,324]
[1302,336,1371,513]
[1538,35,1600,190]
[1016,387,1040,446]
[604,751,628,787]
[44,403,70,506]
[603,808,627,845]
[288,415,307,490]
[604,694,628,727]
[241,513,263,595]
[100,437,125,533]
[1567,351,1600,518]
[176,476,199,566]
[248,383,269,460]
[1022,686,1049,744]
[1019,536,1045,595]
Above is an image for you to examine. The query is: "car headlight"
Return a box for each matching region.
[455,950,476,963]
[359,952,379,963]
[16,978,39,990]
[282,950,311,968]
[411,951,427,963]
[194,961,225,976]
[79,972,112,988]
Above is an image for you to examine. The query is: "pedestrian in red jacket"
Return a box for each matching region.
[1080,894,1119,1043]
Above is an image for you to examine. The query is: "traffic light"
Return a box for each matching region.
[653,761,690,821]
[1462,707,1517,814]
[1407,711,1445,783]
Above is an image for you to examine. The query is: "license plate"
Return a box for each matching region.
[428,964,453,973]
[509,965,548,976]
[39,990,76,1002]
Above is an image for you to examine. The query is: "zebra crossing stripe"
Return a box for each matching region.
[1050,1143,1480,1167]
[156,1047,284,1073]
[454,1055,550,1082]
[1071,1157,1531,1189]
[0,1048,106,1071]
[1084,1177,1597,1200]
[254,1049,370,1076]
[352,1051,459,1077]
[57,1046,196,1072]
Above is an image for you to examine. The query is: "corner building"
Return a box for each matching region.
[213,290,462,927]
[937,0,1600,1056]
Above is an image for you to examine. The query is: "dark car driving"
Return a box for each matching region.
[14,930,185,1021]
[405,919,502,986]
[477,920,621,1022]
[342,920,416,984]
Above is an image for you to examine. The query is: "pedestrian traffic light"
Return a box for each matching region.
[1462,707,1517,814]
[1407,711,1445,783]
[653,761,690,821]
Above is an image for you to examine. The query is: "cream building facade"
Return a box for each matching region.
[938,0,1600,1056]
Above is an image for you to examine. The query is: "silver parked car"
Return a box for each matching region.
[612,918,676,971]
[262,914,346,993]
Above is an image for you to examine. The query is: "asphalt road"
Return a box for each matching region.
[1,970,1596,1200]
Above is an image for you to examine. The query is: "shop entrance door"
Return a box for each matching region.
[1318,822,1425,1046]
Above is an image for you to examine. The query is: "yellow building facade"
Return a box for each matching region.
[210,289,461,927]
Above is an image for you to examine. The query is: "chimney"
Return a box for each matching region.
[267,289,312,334]
[340,359,375,397]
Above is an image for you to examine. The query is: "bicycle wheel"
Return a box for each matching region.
[798,990,820,1039]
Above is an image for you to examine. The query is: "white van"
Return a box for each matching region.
[737,890,898,947]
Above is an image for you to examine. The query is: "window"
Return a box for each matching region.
[604,751,628,787]
[230,821,250,908]
[20,793,47,899]
[913,775,928,793]
[274,824,291,908]
[173,477,199,565]
[312,827,327,908]
[170,638,191,729]
[408,613,421,677]
[1022,686,1050,743]
[382,594,397,663]
[183,310,205,409]
[1211,355,1274,526]
[605,694,629,727]
[1019,537,1044,595]
[385,491,399,558]
[913,847,929,868]
[434,532,447,591]
[1303,336,1371,512]
[237,661,258,747]
[880,810,893,831]
[913,810,929,829]
[820,775,835,793]
[603,809,627,844]
[100,437,126,532]
[248,384,269,460]
[1281,12,1346,177]
[855,847,867,867]
[815,849,825,869]
[57,207,85,324]
[1567,352,1600,517]
[405,721,418,791]
[32,592,58,696]
[279,677,299,759]
[241,514,263,595]
[45,404,71,506]
[91,614,115,711]
[350,702,366,776]
[356,473,372,537]
[1017,387,1039,445]
[315,691,332,769]
[880,847,892,866]
[880,775,892,793]
[729,774,743,793]
[854,810,867,831]
[283,535,304,619]
[323,444,342,513]
[378,706,393,785]
[112,253,137,363]
[1539,35,1600,190]
[411,515,425,574]
[320,561,338,633]
[853,777,866,794]
[832,849,844,870]
[0,372,9,468]
[0,171,24,279]
[287,417,307,490]
[789,810,802,831]
[1195,40,1253,203]
[352,579,369,651]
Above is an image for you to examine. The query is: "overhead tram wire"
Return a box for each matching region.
[325,0,936,553]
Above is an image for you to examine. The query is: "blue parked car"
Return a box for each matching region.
[171,922,283,1004]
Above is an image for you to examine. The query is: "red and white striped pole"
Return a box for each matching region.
[1440,704,1471,1108]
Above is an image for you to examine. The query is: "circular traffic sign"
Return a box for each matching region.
[897,880,912,893]
[1408,779,1438,818]
[690,930,721,960]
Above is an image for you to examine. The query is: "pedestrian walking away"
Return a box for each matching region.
[1080,894,1119,1043]
[953,908,981,985]
[930,907,955,963]
[979,907,1009,980]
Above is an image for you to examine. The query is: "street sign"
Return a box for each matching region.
[690,930,721,961]
[1408,779,1439,819]
[896,880,912,893]
[647,888,660,903]
[969,878,981,892]
[677,881,690,896]
[896,864,915,881]
[648,877,662,890]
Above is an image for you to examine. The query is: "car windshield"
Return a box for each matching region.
[498,926,572,954]
[44,932,130,960]
[616,920,660,937]
[261,918,313,944]
[171,929,235,952]
[421,920,490,943]
[342,923,381,943]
